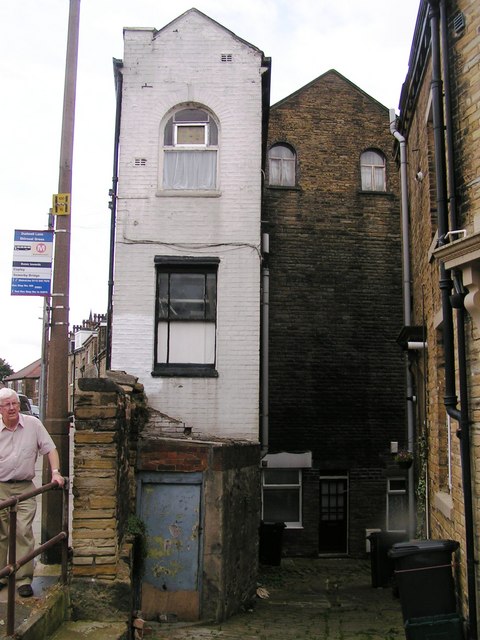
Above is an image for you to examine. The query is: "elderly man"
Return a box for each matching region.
[0,388,64,597]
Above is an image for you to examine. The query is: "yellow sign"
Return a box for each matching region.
[52,193,71,216]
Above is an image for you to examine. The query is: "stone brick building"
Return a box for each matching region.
[68,313,107,411]
[262,70,406,557]
[3,358,41,405]
[394,0,480,634]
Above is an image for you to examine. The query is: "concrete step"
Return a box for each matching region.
[47,620,128,640]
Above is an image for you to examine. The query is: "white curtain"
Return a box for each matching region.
[164,150,217,190]
[157,321,215,364]
[269,145,295,186]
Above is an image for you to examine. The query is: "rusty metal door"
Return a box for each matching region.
[138,472,202,619]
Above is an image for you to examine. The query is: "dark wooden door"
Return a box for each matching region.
[318,476,348,554]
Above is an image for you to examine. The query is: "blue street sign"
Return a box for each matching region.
[11,229,54,296]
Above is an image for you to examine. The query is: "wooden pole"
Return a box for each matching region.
[42,0,80,562]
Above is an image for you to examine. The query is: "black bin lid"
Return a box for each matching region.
[388,539,459,559]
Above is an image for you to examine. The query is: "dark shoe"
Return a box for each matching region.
[17,584,33,598]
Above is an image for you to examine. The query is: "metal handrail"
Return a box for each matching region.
[0,478,69,636]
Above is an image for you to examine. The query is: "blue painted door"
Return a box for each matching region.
[139,472,202,591]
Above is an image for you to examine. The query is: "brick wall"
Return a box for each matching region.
[264,70,405,555]
[111,10,265,440]
[399,0,480,618]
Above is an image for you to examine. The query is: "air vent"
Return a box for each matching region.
[221,53,233,63]
[453,12,465,35]
[134,158,147,167]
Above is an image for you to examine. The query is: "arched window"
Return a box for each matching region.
[268,144,296,187]
[163,107,218,190]
[360,150,386,191]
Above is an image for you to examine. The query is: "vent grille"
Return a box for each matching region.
[134,158,147,166]
[221,53,233,63]
[453,12,465,34]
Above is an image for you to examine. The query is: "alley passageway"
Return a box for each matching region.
[145,557,405,640]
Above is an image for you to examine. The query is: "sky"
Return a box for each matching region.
[0,0,420,373]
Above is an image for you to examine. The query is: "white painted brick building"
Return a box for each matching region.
[110,9,270,440]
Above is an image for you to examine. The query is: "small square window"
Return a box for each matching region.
[175,125,207,146]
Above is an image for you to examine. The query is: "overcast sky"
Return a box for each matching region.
[0,0,420,373]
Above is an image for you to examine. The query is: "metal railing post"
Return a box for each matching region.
[0,479,69,636]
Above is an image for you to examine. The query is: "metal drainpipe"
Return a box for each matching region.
[429,2,477,637]
[389,109,416,539]
[452,279,478,640]
[106,60,123,371]
[428,1,457,413]
[261,232,270,457]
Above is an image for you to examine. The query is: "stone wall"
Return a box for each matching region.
[398,0,480,620]
[70,374,144,620]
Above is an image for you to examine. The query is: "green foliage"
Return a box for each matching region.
[0,358,14,381]
[126,514,148,567]
[393,449,413,464]
[415,432,428,537]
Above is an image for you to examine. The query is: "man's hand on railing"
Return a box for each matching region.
[52,471,65,487]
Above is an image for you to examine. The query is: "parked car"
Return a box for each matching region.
[18,393,32,415]
[30,404,40,418]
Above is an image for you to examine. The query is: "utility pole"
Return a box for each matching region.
[42,0,81,562]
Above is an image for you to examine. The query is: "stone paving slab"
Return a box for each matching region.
[144,558,406,640]
[0,563,60,633]
[47,621,128,640]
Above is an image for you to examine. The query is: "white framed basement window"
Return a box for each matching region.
[262,468,302,528]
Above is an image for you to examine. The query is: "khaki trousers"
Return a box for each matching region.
[0,481,36,586]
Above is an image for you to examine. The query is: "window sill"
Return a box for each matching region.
[152,365,219,378]
[156,189,222,198]
[433,491,453,520]
[357,189,395,197]
[266,185,301,191]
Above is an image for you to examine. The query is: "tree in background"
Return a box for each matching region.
[0,358,14,382]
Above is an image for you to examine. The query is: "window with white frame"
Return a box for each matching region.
[163,108,218,190]
[153,257,219,377]
[360,149,386,192]
[386,477,407,532]
[262,468,302,527]
[268,144,296,187]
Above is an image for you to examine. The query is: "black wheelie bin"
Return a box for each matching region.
[388,539,459,622]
